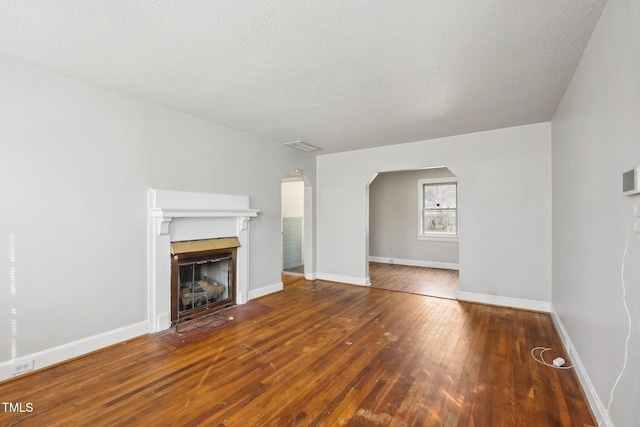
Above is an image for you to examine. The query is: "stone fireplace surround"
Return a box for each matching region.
[148,189,259,333]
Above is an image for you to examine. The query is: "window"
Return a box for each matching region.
[418,178,458,239]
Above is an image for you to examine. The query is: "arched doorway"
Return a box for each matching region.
[281,178,305,275]
[281,171,313,278]
[367,167,459,299]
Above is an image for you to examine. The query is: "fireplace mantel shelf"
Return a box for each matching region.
[150,207,260,219]
[151,207,259,236]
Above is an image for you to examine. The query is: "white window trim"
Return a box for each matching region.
[417,177,459,242]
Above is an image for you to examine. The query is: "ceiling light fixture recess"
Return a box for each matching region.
[283,140,321,152]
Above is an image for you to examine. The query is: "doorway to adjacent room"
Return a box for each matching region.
[281,177,305,276]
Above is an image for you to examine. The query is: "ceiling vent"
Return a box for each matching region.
[283,140,321,152]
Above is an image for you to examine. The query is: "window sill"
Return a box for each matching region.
[417,235,459,243]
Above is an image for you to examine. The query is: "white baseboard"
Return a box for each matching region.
[457,291,551,312]
[304,272,317,281]
[550,306,610,426]
[0,321,148,383]
[369,256,459,271]
[248,282,283,300]
[316,273,371,286]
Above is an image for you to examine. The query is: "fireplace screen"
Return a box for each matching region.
[171,238,239,325]
[179,256,231,313]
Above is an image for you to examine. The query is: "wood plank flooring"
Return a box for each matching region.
[369,262,459,299]
[0,275,595,426]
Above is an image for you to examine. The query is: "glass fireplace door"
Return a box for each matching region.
[174,254,234,324]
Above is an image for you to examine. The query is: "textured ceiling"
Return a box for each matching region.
[0,1,607,153]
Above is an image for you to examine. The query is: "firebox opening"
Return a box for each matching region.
[170,237,240,326]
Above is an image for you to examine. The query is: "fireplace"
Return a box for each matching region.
[148,189,259,333]
[171,238,239,325]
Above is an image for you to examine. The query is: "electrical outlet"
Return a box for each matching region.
[634,204,640,232]
[11,359,34,375]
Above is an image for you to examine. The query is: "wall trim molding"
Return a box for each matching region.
[369,256,459,270]
[248,282,283,300]
[457,291,551,312]
[316,273,371,286]
[0,321,148,383]
[550,306,610,426]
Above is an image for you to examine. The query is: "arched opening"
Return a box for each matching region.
[367,166,459,299]
[281,171,313,278]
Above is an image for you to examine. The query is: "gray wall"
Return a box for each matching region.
[0,57,315,370]
[369,168,459,266]
[317,123,552,303]
[551,0,640,424]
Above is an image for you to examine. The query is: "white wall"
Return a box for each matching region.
[0,57,315,376]
[369,168,459,267]
[551,0,640,424]
[316,122,552,308]
[281,180,305,218]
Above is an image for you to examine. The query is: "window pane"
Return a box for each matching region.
[423,210,457,234]
[423,183,456,209]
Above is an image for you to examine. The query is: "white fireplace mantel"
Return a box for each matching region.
[150,207,259,235]
[147,189,259,333]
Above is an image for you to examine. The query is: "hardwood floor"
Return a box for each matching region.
[369,262,459,299]
[0,275,594,426]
